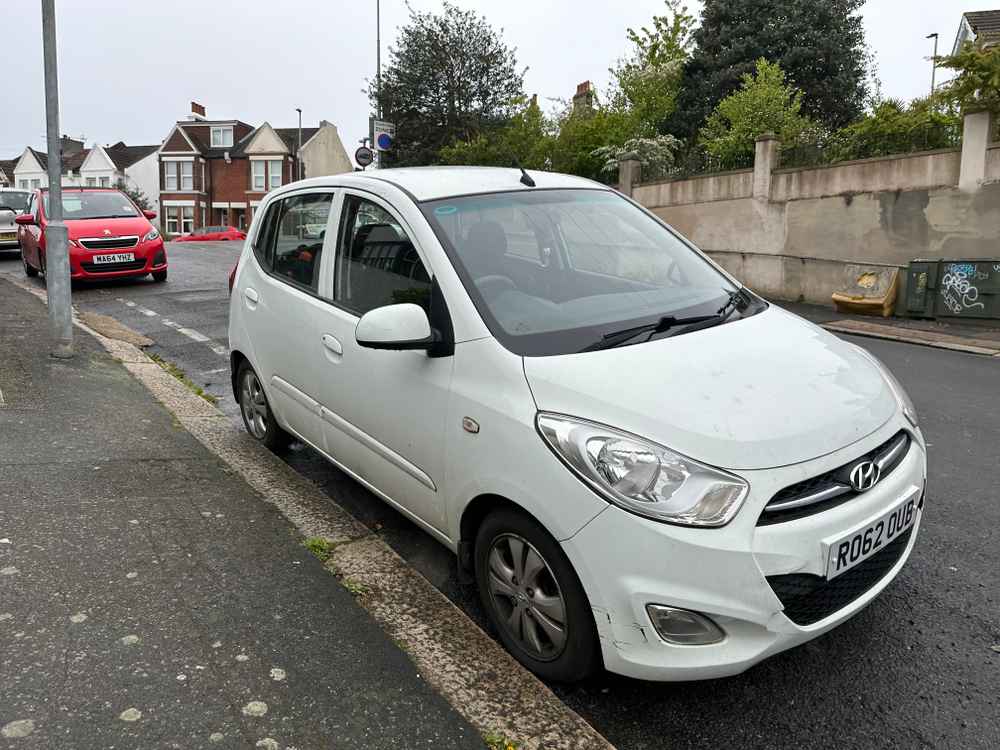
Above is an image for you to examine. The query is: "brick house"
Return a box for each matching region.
[157,103,352,236]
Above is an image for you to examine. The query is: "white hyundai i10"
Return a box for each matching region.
[228,167,925,682]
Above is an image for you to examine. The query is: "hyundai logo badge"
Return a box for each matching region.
[849,460,880,492]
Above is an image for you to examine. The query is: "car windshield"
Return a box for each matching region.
[43,191,139,219]
[0,191,30,212]
[423,189,757,356]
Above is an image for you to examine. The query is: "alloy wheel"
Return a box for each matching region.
[486,533,568,661]
[240,370,269,439]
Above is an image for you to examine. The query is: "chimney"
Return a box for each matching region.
[572,81,594,116]
[190,101,206,120]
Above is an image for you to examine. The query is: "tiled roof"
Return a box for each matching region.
[275,127,320,154]
[105,144,158,170]
[23,146,89,174]
[177,121,256,156]
[964,10,1000,37]
[0,159,16,183]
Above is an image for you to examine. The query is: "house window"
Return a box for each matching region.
[165,163,177,191]
[166,208,179,235]
[99,176,110,188]
[20,180,29,189]
[180,162,194,190]
[181,206,194,234]
[86,177,97,187]
[252,161,266,191]
[211,127,234,148]
[30,179,41,189]
[268,159,283,190]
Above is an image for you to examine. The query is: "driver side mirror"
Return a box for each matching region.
[15,214,35,226]
[355,303,437,351]
[143,210,157,220]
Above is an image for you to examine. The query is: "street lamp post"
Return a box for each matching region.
[295,107,302,181]
[927,33,939,96]
[376,0,381,119]
[41,0,72,358]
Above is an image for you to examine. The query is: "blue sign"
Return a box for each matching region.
[376,133,393,150]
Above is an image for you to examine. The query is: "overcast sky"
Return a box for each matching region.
[1,0,990,161]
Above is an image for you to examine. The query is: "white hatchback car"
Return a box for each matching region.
[228,167,925,682]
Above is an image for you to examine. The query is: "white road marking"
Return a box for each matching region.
[116,301,226,357]
[0,386,5,407]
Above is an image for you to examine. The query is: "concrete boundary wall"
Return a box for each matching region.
[770,149,961,202]
[620,112,999,306]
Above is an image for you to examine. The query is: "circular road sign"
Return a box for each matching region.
[355,146,374,167]
[376,132,393,151]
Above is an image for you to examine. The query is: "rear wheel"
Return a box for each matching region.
[152,269,168,283]
[475,507,599,682]
[237,361,291,452]
[22,250,38,278]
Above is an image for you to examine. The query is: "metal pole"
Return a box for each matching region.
[927,33,939,96]
[295,107,302,181]
[41,0,72,358]
[376,0,381,119]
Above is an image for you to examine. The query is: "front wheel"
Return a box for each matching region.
[152,269,167,283]
[475,508,599,682]
[237,361,290,452]
[22,250,38,278]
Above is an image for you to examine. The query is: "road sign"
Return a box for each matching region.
[372,120,395,152]
[355,146,374,168]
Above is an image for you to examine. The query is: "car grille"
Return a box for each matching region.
[757,431,911,525]
[80,259,147,273]
[79,236,139,250]
[766,526,913,626]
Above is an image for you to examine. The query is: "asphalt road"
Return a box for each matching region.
[3,241,997,749]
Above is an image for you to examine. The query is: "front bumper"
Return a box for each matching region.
[69,239,167,280]
[561,419,927,681]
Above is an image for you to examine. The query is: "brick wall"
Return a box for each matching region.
[209,159,250,203]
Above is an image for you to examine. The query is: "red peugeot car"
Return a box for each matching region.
[17,187,168,282]
[173,225,246,242]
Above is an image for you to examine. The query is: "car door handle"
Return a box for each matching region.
[322,334,343,355]
[244,287,259,305]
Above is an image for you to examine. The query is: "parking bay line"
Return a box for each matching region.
[115,298,227,357]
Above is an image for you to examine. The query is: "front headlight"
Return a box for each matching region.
[144,228,160,242]
[536,413,749,527]
[852,346,918,428]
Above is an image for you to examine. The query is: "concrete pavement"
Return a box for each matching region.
[0,277,484,748]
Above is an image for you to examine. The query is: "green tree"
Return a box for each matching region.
[670,0,869,139]
[609,0,696,134]
[438,96,553,169]
[699,59,815,169]
[591,134,682,182]
[826,98,961,162]
[934,41,1000,114]
[116,179,151,211]
[370,1,524,167]
[549,100,635,182]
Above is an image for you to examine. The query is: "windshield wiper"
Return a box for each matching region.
[583,313,722,351]
[582,288,752,352]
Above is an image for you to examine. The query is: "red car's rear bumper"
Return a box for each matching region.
[69,239,167,280]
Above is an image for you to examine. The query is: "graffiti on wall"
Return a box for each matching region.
[939,263,987,314]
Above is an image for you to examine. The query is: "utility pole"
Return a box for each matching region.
[376,0,381,119]
[41,0,72,358]
[927,33,939,96]
[295,107,302,181]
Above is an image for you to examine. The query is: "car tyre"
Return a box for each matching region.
[236,361,291,452]
[474,507,599,682]
[152,269,168,283]
[22,251,38,278]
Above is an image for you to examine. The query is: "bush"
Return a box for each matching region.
[699,59,815,171]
